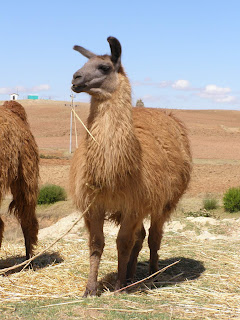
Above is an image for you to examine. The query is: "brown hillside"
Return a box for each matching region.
[3,100,239,196]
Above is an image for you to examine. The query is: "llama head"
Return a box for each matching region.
[72,37,122,98]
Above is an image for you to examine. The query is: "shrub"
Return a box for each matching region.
[38,184,67,205]
[223,187,240,213]
[203,196,218,210]
[40,154,61,159]
[136,99,145,108]
[185,209,213,218]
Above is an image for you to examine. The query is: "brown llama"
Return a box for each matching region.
[0,101,39,260]
[70,37,192,296]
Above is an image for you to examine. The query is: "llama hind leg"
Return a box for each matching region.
[115,218,142,290]
[0,217,4,249]
[19,208,39,260]
[126,223,146,280]
[83,213,105,297]
[148,217,165,274]
[10,180,39,260]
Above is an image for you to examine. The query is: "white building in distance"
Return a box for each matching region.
[10,93,19,100]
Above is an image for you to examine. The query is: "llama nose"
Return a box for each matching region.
[74,74,82,80]
[73,72,82,80]
[72,74,82,86]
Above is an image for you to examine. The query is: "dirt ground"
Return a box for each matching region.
[12,99,239,197]
[1,99,240,196]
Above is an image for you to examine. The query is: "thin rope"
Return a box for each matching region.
[71,108,99,145]
[73,105,78,148]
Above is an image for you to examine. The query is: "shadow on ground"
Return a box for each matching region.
[98,256,205,295]
[0,252,64,275]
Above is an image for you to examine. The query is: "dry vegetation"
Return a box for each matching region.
[0,214,239,319]
[0,100,240,319]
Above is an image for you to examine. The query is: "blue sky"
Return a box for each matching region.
[1,0,240,110]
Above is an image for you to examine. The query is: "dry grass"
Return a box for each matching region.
[0,212,239,319]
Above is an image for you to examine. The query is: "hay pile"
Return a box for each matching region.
[0,215,239,319]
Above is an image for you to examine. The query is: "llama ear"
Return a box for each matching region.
[107,36,121,70]
[73,45,96,59]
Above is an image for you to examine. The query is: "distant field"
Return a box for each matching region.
[8,99,238,196]
[1,99,239,195]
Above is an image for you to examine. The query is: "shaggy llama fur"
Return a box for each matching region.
[0,101,39,259]
[70,37,192,296]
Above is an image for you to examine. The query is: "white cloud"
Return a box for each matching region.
[0,87,11,94]
[214,95,237,103]
[142,94,159,102]
[0,84,50,95]
[144,77,152,82]
[133,78,239,106]
[204,84,231,95]
[15,85,28,92]
[133,79,192,90]
[198,84,236,104]
[31,84,50,92]
[172,80,191,90]
[158,80,173,88]
[132,81,144,87]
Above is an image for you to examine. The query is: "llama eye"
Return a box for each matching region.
[98,65,111,72]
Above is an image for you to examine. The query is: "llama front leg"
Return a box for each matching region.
[115,218,141,291]
[83,214,105,297]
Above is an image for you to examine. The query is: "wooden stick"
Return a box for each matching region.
[110,259,181,295]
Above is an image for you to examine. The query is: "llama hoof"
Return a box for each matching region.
[114,280,121,291]
[149,265,159,275]
[82,287,97,297]
[114,280,126,293]
[26,262,34,270]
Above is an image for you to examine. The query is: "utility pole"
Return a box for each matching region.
[69,93,75,153]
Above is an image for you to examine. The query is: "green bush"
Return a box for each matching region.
[136,99,145,107]
[203,197,218,210]
[38,184,67,205]
[185,209,213,218]
[223,187,240,213]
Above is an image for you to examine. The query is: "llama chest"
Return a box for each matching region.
[85,118,140,191]
[85,147,133,191]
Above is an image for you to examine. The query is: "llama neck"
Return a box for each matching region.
[86,74,140,189]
